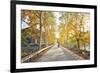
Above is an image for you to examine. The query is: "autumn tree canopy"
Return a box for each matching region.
[21,10,90,52]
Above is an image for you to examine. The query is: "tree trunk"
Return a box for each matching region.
[39,11,42,50]
[77,39,80,50]
[83,42,86,51]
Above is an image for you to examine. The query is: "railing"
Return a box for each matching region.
[21,45,53,63]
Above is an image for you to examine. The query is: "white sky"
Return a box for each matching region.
[53,12,60,38]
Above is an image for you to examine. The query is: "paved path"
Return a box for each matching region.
[34,45,80,62]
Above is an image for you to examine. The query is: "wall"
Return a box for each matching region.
[0,0,99,73]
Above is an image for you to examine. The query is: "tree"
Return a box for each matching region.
[21,10,56,50]
[59,12,90,51]
[42,11,56,46]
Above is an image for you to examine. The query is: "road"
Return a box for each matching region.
[32,44,81,62]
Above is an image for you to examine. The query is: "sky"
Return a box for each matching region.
[21,16,30,29]
[21,21,29,29]
[53,12,60,38]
